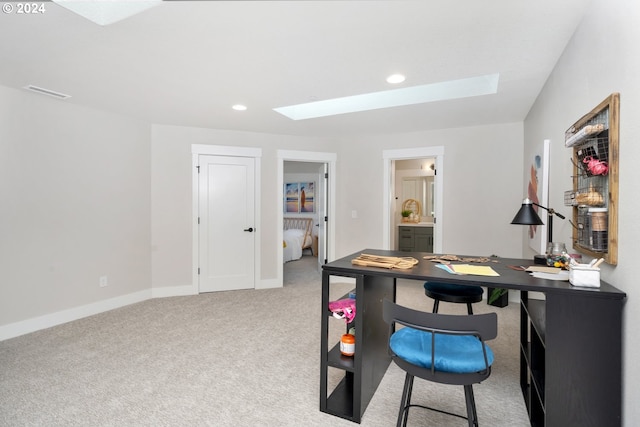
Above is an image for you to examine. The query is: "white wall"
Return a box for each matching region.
[150,122,524,293]
[0,85,152,333]
[150,124,340,289]
[523,0,640,424]
[332,123,524,258]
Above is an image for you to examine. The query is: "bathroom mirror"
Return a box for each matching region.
[402,176,434,220]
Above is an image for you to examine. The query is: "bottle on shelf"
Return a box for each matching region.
[340,333,355,356]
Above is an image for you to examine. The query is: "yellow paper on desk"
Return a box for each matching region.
[450,264,500,276]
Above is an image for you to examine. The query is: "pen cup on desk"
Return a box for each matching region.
[569,264,601,288]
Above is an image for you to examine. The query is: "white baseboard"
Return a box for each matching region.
[0,279,304,342]
[256,278,281,290]
[0,289,152,342]
[151,284,198,298]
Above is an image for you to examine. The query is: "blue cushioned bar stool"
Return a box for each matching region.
[383,299,497,427]
[423,281,484,314]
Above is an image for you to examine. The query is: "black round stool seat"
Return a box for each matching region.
[424,281,484,314]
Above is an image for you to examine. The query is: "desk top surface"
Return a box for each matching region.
[323,249,626,299]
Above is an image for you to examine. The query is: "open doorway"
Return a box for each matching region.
[277,150,336,287]
[393,158,436,250]
[283,161,324,268]
[383,147,444,253]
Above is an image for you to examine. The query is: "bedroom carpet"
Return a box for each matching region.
[0,254,529,426]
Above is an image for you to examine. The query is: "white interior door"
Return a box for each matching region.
[198,155,255,292]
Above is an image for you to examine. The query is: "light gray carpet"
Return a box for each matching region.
[0,255,530,426]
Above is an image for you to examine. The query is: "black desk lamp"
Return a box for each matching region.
[511,198,566,264]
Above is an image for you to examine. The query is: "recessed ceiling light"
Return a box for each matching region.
[386,74,406,84]
[232,104,247,111]
[274,73,500,121]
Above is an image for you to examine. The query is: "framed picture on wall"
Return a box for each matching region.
[285,182,299,213]
[284,182,315,213]
[300,181,315,213]
[528,139,550,254]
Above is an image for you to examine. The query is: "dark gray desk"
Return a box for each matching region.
[320,249,626,426]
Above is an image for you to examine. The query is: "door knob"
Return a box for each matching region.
[243,227,254,232]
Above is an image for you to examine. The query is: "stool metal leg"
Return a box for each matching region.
[464,384,479,427]
[397,373,414,427]
[432,299,440,313]
[466,303,474,315]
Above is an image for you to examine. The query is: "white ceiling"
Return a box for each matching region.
[0,0,588,138]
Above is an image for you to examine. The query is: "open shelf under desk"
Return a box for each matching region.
[325,375,355,421]
[524,298,546,344]
[521,342,546,402]
[327,344,355,372]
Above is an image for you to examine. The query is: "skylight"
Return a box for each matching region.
[52,0,162,26]
[273,73,500,121]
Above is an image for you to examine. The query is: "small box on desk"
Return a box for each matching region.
[569,264,600,288]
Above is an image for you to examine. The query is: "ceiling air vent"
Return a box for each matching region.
[23,85,71,100]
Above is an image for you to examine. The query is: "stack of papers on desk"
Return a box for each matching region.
[435,264,500,277]
[525,266,569,281]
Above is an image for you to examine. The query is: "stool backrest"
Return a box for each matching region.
[383,299,498,342]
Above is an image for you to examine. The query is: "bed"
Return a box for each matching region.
[283,217,314,262]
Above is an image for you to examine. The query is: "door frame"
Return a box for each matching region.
[192,144,262,294]
[277,150,337,286]
[382,147,444,253]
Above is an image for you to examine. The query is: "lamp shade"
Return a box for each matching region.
[511,198,544,225]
